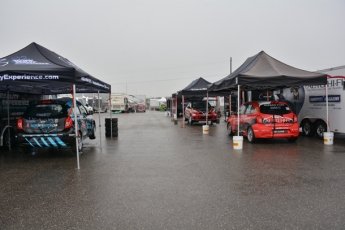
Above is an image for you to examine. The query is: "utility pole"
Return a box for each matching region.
[230,57,232,74]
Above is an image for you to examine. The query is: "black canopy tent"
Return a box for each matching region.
[175,77,231,98]
[0,43,112,169]
[0,42,110,94]
[207,51,328,137]
[208,51,327,93]
[172,77,232,126]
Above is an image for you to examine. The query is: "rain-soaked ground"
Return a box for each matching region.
[1,110,345,229]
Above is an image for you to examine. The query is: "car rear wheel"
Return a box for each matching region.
[247,127,256,142]
[227,123,234,136]
[315,121,327,139]
[71,131,83,153]
[301,120,314,137]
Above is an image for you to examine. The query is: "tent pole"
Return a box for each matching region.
[326,82,329,132]
[237,85,240,136]
[228,94,231,121]
[175,95,177,121]
[73,84,80,170]
[109,92,112,134]
[7,90,11,150]
[216,96,219,118]
[98,91,102,150]
[206,93,209,124]
[182,95,185,128]
[242,90,245,104]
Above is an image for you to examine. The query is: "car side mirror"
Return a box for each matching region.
[89,110,93,115]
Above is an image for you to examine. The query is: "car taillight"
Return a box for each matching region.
[294,115,298,123]
[65,116,73,129]
[17,119,24,130]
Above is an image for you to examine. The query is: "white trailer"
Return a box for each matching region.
[92,97,109,113]
[277,65,345,138]
[149,98,160,110]
[111,93,136,113]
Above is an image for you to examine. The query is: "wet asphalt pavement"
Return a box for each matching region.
[1,110,345,229]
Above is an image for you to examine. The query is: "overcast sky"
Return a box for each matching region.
[1,0,344,98]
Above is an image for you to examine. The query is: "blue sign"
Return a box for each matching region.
[309,95,341,103]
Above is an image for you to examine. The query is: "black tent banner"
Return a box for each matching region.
[172,77,233,127]
[0,42,111,94]
[207,51,327,93]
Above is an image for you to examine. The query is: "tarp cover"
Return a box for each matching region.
[0,42,111,94]
[158,97,167,102]
[208,51,327,92]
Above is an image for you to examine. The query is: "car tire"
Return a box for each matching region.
[301,120,314,137]
[287,137,298,142]
[105,127,118,132]
[105,118,118,123]
[105,122,118,128]
[247,127,256,143]
[106,131,118,137]
[227,123,234,136]
[89,123,96,139]
[315,121,327,139]
[71,131,83,153]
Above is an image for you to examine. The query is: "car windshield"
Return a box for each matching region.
[259,104,291,115]
[24,103,68,118]
[191,101,211,109]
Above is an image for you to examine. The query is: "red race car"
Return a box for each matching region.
[227,101,299,142]
[184,101,217,125]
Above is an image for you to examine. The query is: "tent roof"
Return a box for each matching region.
[0,42,111,94]
[208,51,327,92]
[158,97,166,102]
[173,77,229,98]
[181,77,211,95]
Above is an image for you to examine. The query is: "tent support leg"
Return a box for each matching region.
[98,91,102,150]
[73,84,80,170]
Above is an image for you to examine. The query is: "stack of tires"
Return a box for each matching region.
[105,118,118,137]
